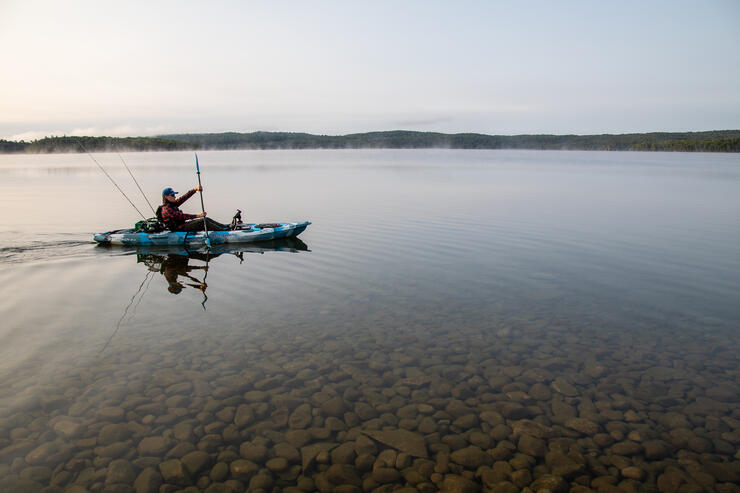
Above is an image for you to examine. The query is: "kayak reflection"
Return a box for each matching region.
[133,237,310,296]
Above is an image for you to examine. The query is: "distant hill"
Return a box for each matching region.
[2,130,739,153]
[0,135,195,154]
[159,130,740,152]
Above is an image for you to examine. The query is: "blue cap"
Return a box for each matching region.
[162,187,177,196]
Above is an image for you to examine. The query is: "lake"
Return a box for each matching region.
[0,149,739,492]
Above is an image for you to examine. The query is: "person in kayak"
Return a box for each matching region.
[159,187,229,232]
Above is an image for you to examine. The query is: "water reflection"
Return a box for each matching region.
[126,237,310,296]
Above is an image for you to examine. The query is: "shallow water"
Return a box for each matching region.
[0,150,738,492]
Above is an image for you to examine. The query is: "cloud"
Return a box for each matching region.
[3,124,175,142]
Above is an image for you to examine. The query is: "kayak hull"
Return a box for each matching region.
[94,221,310,246]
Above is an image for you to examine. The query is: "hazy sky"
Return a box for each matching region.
[1,0,739,140]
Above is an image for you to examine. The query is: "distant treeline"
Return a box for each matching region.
[630,137,740,152]
[0,136,195,154]
[2,130,740,153]
[161,130,740,152]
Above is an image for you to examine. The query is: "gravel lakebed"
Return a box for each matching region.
[1,314,738,493]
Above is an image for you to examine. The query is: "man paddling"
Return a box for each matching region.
[160,187,229,232]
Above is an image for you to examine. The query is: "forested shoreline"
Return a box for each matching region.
[2,130,739,154]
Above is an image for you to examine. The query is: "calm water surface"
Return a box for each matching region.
[0,150,738,492]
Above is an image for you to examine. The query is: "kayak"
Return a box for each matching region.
[93,221,310,246]
[111,237,311,255]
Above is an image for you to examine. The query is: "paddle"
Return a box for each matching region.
[195,153,211,248]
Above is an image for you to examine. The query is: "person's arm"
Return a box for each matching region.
[174,189,197,207]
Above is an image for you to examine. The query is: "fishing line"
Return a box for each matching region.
[128,270,156,321]
[78,142,146,220]
[119,153,156,215]
[101,270,152,352]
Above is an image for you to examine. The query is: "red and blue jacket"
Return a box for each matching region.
[161,189,197,231]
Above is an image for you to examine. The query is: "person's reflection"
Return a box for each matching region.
[162,255,208,294]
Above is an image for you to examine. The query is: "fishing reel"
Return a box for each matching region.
[230,209,243,230]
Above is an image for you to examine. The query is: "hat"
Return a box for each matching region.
[162,187,177,196]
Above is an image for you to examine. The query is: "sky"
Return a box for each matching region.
[1,0,739,140]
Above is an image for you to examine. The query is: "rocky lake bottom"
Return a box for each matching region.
[1,308,738,493]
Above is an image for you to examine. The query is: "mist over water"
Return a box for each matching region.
[0,150,738,491]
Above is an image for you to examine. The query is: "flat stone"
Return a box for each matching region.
[98,407,125,421]
[622,466,645,480]
[181,450,211,477]
[209,462,229,482]
[301,442,338,471]
[611,441,643,456]
[134,467,162,493]
[545,451,584,477]
[273,442,301,463]
[239,442,268,463]
[95,441,132,458]
[529,383,552,400]
[19,466,53,483]
[325,464,362,486]
[321,397,347,417]
[511,420,551,439]
[158,459,190,486]
[530,474,568,493]
[266,457,289,472]
[229,459,259,481]
[440,474,480,493]
[105,459,137,485]
[479,411,504,427]
[450,446,492,469]
[330,442,357,464]
[289,404,313,429]
[233,405,254,427]
[517,434,546,458]
[99,423,131,445]
[138,437,169,456]
[362,429,428,458]
[52,418,86,439]
[243,390,269,402]
[565,418,599,435]
[371,467,402,483]
[551,378,578,396]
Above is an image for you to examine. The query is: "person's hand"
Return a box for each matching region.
[194,185,203,192]
[198,211,207,218]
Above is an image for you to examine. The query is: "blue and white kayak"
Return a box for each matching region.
[93,221,310,246]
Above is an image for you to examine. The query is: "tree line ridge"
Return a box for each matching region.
[2,130,739,153]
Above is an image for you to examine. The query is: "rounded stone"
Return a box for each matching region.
[106,459,136,485]
[266,457,289,472]
[450,446,492,469]
[209,462,229,482]
[134,467,162,493]
[138,437,170,456]
[229,459,259,481]
[239,443,268,463]
[371,467,402,484]
[621,466,645,480]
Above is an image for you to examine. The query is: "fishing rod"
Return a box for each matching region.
[78,141,146,220]
[195,153,211,248]
[119,153,156,215]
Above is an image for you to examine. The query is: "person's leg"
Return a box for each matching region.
[204,217,230,231]
[178,218,230,232]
